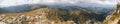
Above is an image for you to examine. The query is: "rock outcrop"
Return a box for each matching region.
[103,3,120,24]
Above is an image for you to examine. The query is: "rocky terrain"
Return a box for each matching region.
[103,3,120,24]
[0,6,105,24]
[0,3,118,24]
[0,8,76,24]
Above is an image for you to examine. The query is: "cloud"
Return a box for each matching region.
[0,0,41,7]
[0,0,119,7]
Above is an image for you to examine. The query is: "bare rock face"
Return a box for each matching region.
[103,3,120,24]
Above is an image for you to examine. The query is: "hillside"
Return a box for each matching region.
[0,4,109,24]
[103,3,120,24]
[0,7,74,24]
[0,7,106,24]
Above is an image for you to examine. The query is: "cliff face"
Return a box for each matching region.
[103,3,120,24]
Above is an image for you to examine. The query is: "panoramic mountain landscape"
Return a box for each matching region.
[0,0,119,24]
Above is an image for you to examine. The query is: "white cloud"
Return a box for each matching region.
[0,0,119,7]
[78,0,118,5]
[0,0,41,7]
[0,0,27,7]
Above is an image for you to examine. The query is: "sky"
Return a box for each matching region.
[0,0,119,7]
